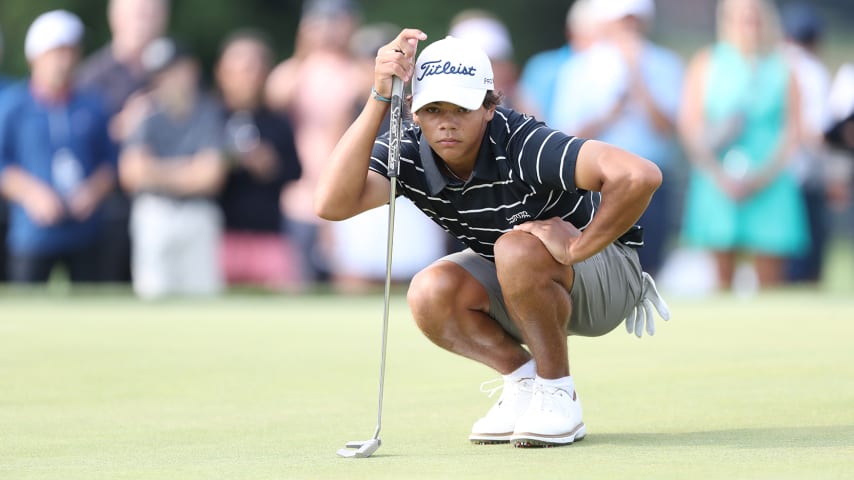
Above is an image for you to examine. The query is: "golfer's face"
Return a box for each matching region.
[415,102,494,166]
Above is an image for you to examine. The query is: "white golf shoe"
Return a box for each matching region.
[469,377,534,444]
[510,382,586,448]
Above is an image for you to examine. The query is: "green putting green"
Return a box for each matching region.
[1,290,852,479]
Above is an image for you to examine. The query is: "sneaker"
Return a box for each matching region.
[469,377,534,444]
[510,382,586,448]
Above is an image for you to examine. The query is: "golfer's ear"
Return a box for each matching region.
[411,111,420,126]
[484,104,496,120]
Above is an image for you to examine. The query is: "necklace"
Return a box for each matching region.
[440,161,470,183]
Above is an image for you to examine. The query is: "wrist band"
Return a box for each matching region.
[371,86,392,103]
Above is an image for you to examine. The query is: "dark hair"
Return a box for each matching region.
[483,90,503,109]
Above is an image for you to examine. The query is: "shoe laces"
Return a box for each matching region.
[532,383,574,413]
[479,378,504,398]
[479,377,534,399]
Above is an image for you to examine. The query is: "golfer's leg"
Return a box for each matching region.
[495,231,586,447]
[407,261,531,374]
[494,231,573,379]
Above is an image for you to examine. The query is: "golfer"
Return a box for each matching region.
[316,29,670,448]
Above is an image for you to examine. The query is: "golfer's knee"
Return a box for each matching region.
[407,264,459,334]
[494,231,552,276]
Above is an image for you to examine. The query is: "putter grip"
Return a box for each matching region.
[388,76,404,178]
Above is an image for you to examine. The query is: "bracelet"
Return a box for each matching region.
[371,86,391,103]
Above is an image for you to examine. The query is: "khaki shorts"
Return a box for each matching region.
[441,242,643,340]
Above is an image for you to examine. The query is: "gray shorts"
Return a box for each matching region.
[441,242,643,340]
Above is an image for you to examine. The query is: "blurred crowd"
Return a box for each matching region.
[0,0,852,298]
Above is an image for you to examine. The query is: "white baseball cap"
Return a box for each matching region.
[590,0,655,23]
[412,36,494,112]
[25,10,84,61]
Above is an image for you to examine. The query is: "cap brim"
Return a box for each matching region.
[412,86,487,112]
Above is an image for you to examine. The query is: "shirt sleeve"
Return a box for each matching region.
[368,130,392,178]
[503,109,587,192]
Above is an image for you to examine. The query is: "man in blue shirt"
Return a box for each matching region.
[0,10,116,283]
[317,30,670,448]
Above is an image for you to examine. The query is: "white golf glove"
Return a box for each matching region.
[625,272,671,338]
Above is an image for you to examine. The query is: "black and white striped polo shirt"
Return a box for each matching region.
[369,107,643,260]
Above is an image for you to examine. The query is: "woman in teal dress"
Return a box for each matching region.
[679,0,808,290]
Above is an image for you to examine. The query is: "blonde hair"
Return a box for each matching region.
[716,0,782,53]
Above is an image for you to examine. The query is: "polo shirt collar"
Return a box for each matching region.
[419,137,448,195]
[420,127,500,196]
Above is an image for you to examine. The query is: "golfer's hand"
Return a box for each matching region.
[513,217,580,265]
[374,29,427,98]
[625,272,671,338]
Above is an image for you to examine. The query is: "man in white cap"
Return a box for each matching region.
[316,29,670,447]
[0,10,116,284]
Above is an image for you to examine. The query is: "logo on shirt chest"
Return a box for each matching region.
[506,211,531,224]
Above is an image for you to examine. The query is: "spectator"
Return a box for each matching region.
[552,0,683,277]
[448,10,520,109]
[76,0,171,284]
[266,0,365,286]
[120,38,227,299]
[215,30,303,291]
[678,0,808,290]
[515,0,597,124]
[824,63,854,208]
[826,64,854,155]
[780,1,833,284]
[0,10,116,284]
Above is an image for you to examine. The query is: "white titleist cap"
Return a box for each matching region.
[25,10,84,61]
[411,36,494,112]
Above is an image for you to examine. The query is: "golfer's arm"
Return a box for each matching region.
[570,140,662,262]
[315,98,392,221]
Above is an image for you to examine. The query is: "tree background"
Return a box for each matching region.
[0,0,852,78]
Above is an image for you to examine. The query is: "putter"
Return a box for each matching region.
[337,75,405,459]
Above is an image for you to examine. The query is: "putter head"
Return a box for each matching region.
[336,438,381,458]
